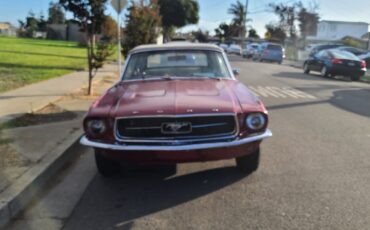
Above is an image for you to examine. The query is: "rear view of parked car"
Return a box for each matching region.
[227,44,242,55]
[243,43,260,58]
[219,43,229,52]
[253,43,284,64]
[303,49,367,81]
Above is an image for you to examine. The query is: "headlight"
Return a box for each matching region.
[86,119,106,135]
[246,113,266,130]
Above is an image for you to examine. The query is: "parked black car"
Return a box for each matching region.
[309,44,343,57]
[303,49,367,81]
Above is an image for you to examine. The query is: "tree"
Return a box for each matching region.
[59,0,110,95]
[121,0,161,57]
[269,2,298,40]
[158,0,199,42]
[48,2,65,24]
[192,29,209,42]
[248,28,259,39]
[265,23,286,44]
[38,11,48,32]
[228,0,250,38]
[214,22,238,41]
[101,15,118,42]
[297,3,319,47]
[20,11,39,37]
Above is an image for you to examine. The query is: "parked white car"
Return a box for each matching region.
[227,44,242,55]
[219,43,229,52]
[243,43,260,58]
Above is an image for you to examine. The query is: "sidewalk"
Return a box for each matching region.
[0,64,117,123]
[0,64,118,228]
[283,59,303,69]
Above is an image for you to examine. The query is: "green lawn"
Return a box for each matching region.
[0,37,88,93]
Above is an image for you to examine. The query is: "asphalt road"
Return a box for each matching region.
[9,56,370,230]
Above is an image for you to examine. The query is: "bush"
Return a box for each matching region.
[121,0,161,57]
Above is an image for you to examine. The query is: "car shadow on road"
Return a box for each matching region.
[273,71,354,82]
[272,71,330,81]
[330,88,370,117]
[64,166,248,230]
[267,88,370,118]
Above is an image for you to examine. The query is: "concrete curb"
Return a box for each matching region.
[0,130,85,228]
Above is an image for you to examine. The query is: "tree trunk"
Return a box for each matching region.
[86,33,94,96]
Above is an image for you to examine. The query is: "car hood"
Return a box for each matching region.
[91,78,264,117]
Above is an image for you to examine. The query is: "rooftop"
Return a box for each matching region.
[130,42,222,54]
[320,20,369,25]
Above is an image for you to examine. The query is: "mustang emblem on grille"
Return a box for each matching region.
[161,122,192,134]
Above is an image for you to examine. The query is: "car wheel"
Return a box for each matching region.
[235,148,260,174]
[95,149,120,177]
[303,63,310,74]
[351,75,360,81]
[321,66,329,77]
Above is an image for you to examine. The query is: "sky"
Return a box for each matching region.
[0,0,370,37]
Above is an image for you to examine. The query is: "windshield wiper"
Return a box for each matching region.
[191,75,223,80]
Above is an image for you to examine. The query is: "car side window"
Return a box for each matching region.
[314,51,323,59]
[321,51,330,59]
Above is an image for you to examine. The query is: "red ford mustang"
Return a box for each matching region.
[80,43,272,176]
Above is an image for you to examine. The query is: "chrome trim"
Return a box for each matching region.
[122,122,228,131]
[125,126,162,130]
[80,129,272,151]
[192,122,228,128]
[114,113,239,143]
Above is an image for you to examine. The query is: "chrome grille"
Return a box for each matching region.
[115,114,237,142]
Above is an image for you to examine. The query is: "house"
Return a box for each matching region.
[0,22,17,36]
[311,20,370,41]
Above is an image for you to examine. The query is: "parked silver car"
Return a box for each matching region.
[227,44,242,55]
[243,43,260,58]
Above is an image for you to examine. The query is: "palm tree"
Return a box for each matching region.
[228,0,250,38]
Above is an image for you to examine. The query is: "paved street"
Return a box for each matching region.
[9,56,370,230]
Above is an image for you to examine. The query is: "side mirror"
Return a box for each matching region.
[232,68,240,76]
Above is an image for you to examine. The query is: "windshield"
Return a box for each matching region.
[331,50,359,60]
[123,50,231,80]
[267,44,283,51]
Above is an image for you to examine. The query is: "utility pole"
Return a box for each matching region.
[111,0,127,77]
[245,0,249,39]
[117,12,121,77]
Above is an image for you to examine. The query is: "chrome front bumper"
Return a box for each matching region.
[80,129,272,152]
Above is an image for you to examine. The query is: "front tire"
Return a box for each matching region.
[95,149,120,177]
[303,63,310,74]
[321,66,329,77]
[236,149,260,174]
[351,75,360,81]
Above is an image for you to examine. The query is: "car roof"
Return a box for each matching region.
[130,42,223,54]
[262,42,282,46]
[326,49,359,58]
[337,46,359,50]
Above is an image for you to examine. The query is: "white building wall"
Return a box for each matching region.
[316,21,369,40]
